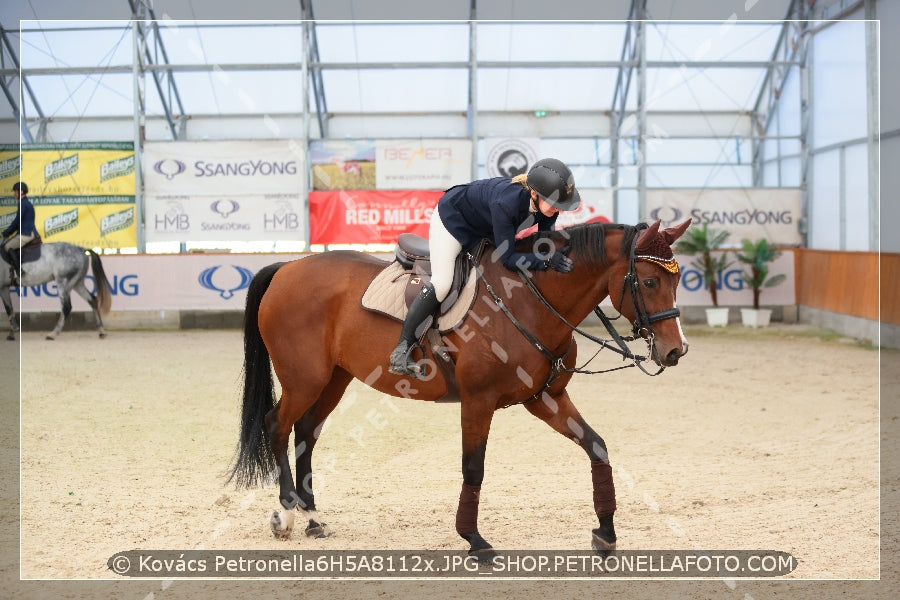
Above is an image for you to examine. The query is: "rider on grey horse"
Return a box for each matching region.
[2,181,38,284]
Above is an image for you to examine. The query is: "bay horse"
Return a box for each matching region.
[230,219,691,555]
[0,242,112,340]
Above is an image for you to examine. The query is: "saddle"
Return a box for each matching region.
[1,235,42,281]
[361,235,487,402]
[361,234,485,333]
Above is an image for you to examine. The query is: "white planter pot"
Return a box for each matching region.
[741,308,772,328]
[705,307,730,327]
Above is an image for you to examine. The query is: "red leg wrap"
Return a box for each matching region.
[591,460,617,518]
[455,483,481,535]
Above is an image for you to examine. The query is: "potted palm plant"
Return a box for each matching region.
[735,237,786,328]
[674,222,732,327]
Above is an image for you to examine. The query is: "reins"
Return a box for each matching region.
[473,228,680,406]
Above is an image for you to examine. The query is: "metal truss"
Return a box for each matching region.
[0,23,45,143]
[128,0,187,140]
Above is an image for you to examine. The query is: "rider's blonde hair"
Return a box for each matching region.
[511,173,529,188]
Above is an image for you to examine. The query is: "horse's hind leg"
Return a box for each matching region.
[292,367,353,538]
[73,281,106,338]
[266,368,352,540]
[46,292,73,340]
[524,390,617,554]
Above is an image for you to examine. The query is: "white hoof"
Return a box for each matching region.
[270,508,295,540]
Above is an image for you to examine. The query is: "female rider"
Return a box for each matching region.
[388,157,581,378]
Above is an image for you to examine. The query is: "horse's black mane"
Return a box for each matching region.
[516,222,644,267]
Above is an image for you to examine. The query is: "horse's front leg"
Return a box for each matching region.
[524,390,617,553]
[1,288,16,340]
[456,397,497,558]
[46,293,72,340]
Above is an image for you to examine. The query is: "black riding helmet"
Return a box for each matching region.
[12,181,28,194]
[527,158,580,211]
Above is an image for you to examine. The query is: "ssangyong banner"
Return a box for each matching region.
[375,139,472,190]
[143,140,303,196]
[144,193,304,242]
[8,250,793,314]
[10,254,306,312]
[645,188,802,245]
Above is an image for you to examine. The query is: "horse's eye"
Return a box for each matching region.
[643,279,656,289]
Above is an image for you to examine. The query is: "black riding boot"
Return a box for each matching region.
[388,282,441,378]
[8,249,21,284]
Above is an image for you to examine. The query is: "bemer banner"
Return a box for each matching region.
[374,139,472,190]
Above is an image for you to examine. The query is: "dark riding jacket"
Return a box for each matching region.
[3,194,38,238]
[437,177,559,271]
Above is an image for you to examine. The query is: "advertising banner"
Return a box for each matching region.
[645,188,802,245]
[375,139,472,190]
[309,190,442,244]
[10,253,306,312]
[143,140,304,196]
[0,142,135,197]
[33,196,137,249]
[310,139,376,190]
[8,249,794,314]
[144,193,304,242]
[484,138,540,178]
[0,143,137,249]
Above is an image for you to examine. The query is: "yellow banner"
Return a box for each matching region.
[0,142,135,196]
[31,198,136,249]
[0,143,137,249]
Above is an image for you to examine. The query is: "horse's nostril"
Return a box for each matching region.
[666,347,684,365]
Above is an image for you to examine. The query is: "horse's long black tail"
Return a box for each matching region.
[229,262,286,489]
[87,249,112,315]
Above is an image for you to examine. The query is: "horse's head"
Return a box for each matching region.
[608,219,692,367]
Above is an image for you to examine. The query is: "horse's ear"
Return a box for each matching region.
[635,220,662,253]
[662,218,692,245]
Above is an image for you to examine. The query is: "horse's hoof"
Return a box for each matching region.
[305,521,332,538]
[461,532,495,563]
[99,332,107,339]
[468,546,497,564]
[6,334,14,341]
[591,528,617,556]
[270,509,294,540]
[45,335,55,341]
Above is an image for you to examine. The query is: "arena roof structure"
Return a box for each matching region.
[0,0,889,254]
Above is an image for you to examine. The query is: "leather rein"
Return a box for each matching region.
[474,230,681,406]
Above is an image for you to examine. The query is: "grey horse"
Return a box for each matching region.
[0,240,112,340]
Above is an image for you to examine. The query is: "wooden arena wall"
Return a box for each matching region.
[794,249,893,324]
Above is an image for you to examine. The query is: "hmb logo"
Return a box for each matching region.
[155,201,190,231]
[264,200,299,231]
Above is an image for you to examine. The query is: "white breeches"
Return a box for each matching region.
[427,210,463,302]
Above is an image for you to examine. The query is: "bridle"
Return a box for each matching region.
[474,226,683,406]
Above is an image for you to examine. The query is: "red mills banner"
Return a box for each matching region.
[309,190,442,244]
